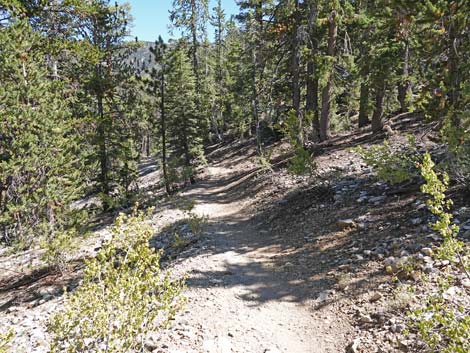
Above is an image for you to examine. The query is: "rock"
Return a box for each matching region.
[461,278,470,288]
[391,323,406,333]
[369,196,386,204]
[353,254,364,261]
[411,218,422,225]
[443,286,460,301]
[359,313,373,324]
[423,264,434,274]
[384,257,396,267]
[363,250,372,256]
[417,203,427,211]
[369,292,382,302]
[422,256,434,264]
[337,219,356,230]
[421,247,433,256]
[347,338,361,353]
[317,290,334,303]
[356,196,368,203]
[410,271,421,281]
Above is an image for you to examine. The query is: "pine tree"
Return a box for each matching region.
[0,19,83,247]
[74,0,142,208]
[146,36,172,194]
[165,41,202,185]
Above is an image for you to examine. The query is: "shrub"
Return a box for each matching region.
[40,229,77,272]
[420,153,465,261]
[355,136,420,185]
[288,146,316,176]
[0,329,14,353]
[277,110,316,176]
[48,209,185,353]
[257,147,273,173]
[406,153,470,353]
[409,282,470,353]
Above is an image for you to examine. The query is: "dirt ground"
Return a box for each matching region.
[1,114,469,352]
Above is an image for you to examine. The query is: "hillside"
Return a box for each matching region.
[1,115,469,352]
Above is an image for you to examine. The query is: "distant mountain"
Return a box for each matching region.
[127,41,157,74]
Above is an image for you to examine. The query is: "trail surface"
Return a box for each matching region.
[157,163,347,353]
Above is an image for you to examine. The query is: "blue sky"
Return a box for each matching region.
[118,0,239,42]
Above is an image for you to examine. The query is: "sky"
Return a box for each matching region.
[118,0,239,42]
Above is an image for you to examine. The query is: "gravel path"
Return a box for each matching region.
[155,165,345,353]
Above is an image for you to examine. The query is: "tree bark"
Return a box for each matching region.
[397,38,411,112]
[358,81,370,127]
[291,0,302,144]
[447,9,461,128]
[306,1,319,141]
[371,82,386,133]
[160,71,171,194]
[97,92,110,209]
[320,10,337,141]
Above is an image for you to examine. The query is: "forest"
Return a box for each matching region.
[0,1,469,352]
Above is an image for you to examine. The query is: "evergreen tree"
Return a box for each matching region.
[74,0,142,208]
[165,41,202,185]
[0,18,83,247]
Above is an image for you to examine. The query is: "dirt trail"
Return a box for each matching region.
[161,164,345,353]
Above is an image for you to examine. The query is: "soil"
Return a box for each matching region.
[1,113,469,353]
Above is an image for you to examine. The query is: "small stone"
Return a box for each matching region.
[423,264,434,274]
[347,338,361,353]
[317,290,334,303]
[369,292,382,302]
[421,247,433,256]
[417,203,427,211]
[357,223,366,230]
[411,218,422,225]
[391,323,405,333]
[359,313,373,324]
[369,196,386,204]
[337,219,356,230]
[363,250,372,256]
[410,271,421,281]
[384,257,396,267]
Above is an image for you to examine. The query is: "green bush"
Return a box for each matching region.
[410,283,470,353]
[420,153,466,261]
[257,147,273,173]
[40,229,77,272]
[288,146,316,176]
[48,209,185,353]
[0,329,14,353]
[355,136,420,184]
[277,110,316,176]
[407,153,470,353]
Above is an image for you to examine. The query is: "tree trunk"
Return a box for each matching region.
[160,72,171,195]
[306,1,319,141]
[306,61,320,141]
[358,81,370,127]
[252,1,263,152]
[97,96,110,209]
[447,12,461,128]
[320,10,337,141]
[291,0,302,144]
[397,38,411,112]
[371,82,386,133]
